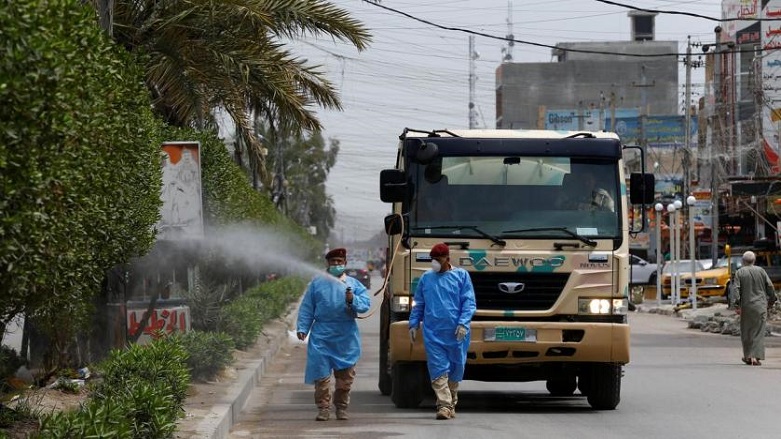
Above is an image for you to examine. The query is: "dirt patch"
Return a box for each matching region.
[1,386,88,438]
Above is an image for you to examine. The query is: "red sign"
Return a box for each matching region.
[127,305,191,344]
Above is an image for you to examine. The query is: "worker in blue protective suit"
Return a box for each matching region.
[296,247,371,421]
[409,243,476,420]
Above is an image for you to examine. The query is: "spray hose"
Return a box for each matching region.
[357,213,405,320]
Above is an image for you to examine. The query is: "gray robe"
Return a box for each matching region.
[733,265,777,360]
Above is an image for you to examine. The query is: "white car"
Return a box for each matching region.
[630,255,659,286]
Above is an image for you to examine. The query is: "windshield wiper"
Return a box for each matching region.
[411,225,507,246]
[501,227,597,247]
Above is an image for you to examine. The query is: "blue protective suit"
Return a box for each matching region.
[409,267,476,382]
[296,274,371,384]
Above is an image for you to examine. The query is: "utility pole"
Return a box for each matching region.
[501,1,514,63]
[469,35,478,129]
[599,91,606,130]
[684,36,693,202]
[610,91,617,132]
[633,66,655,172]
[712,26,723,267]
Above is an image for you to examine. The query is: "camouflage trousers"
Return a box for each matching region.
[314,366,356,410]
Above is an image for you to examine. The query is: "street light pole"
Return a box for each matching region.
[674,199,683,304]
[667,203,678,305]
[655,203,664,306]
[687,195,698,310]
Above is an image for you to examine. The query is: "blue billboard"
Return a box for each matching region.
[606,115,698,148]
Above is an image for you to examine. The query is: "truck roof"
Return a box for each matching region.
[402,129,621,140]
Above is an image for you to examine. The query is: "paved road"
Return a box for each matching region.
[229,277,781,439]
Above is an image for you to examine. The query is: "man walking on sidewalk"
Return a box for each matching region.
[409,243,476,420]
[296,248,371,421]
[732,250,778,366]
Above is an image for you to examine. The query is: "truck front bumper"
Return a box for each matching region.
[391,320,629,365]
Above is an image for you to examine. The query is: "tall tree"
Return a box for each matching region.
[103,0,371,189]
[259,125,338,241]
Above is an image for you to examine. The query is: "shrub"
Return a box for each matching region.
[38,399,133,439]
[92,338,189,410]
[39,337,189,438]
[176,331,234,382]
[216,277,306,350]
[217,297,264,350]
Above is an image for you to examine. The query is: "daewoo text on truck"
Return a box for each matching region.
[378,128,654,410]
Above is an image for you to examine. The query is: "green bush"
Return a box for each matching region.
[38,399,133,438]
[39,337,189,439]
[217,277,306,350]
[217,296,264,350]
[92,338,189,409]
[176,331,234,382]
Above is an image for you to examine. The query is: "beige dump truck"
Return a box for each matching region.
[378,128,654,410]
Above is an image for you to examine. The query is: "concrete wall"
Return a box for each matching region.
[496,41,679,129]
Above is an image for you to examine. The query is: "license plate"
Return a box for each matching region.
[483,327,537,342]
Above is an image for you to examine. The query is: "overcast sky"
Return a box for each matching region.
[290,0,723,244]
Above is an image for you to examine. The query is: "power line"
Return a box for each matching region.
[594,0,781,23]
[362,0,774,58]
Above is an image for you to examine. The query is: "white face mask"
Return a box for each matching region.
[431,259,442,272]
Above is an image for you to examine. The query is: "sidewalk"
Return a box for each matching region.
[634,299,781,336]
[174,300,300,439]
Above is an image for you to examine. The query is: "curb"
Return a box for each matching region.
[190,299,301,439]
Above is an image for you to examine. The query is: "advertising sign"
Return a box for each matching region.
[157,142,204,240]
[544,109,600,131]
[605,115,698,148]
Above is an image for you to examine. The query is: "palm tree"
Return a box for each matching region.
[98,0,371,188]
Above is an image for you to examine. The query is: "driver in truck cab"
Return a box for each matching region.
[408,243,476,420]
[558,170,615,212]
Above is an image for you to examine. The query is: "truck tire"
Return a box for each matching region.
[586,364,621,410]
[546,377,577,396]
[391,362,425,408]
[378,297,392,396]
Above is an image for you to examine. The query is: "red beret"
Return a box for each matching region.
[430,243,449,258]
[325,248,347,260]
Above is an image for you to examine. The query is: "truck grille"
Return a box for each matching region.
[468,272,570,311]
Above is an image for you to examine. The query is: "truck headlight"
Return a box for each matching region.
[578,298,627,315]
[391,296,412,312]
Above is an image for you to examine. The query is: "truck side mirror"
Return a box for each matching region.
[384,213,403,236]
[629,173,655,205]
[380,169,407,203]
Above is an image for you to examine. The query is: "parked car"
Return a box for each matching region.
[661,259,706,299]
[345,263,371,289]
[678,255,741,300]
[630,255,658,286]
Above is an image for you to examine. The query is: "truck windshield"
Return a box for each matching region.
[407,156,621,239]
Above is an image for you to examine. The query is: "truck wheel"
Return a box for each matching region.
[586,364,621,410]
[391,362,425,408]
[378,298,392,396]
[577,375,591,396]
[546,377,577,396]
